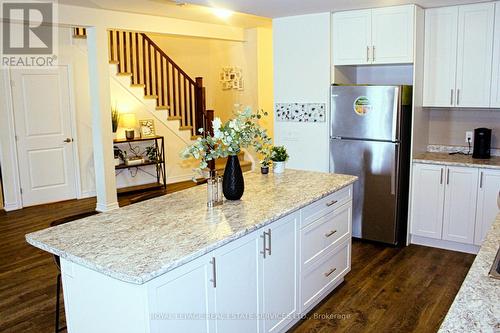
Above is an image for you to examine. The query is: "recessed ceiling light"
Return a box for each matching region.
[212,8,233,19]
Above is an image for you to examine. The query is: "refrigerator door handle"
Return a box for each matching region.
[391,87,400,142]
[391,143,400,195]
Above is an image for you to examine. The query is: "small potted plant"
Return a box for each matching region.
[271,146,289,174]
[113,146,124,166]
[145,145,159,162]
[260,155,271,174]
[111,105,120,139]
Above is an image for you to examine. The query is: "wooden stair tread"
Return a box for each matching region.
[156,106,170,110]
[144,95,158,99]
[179,126,193,130]
[131,83,145,88]
[117,72,133,76]
[168,116,182,121]
[109,60,119,64]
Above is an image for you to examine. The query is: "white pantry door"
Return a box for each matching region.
[11,67,77,206]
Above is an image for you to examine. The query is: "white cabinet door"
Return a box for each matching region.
[442,166,479,244]
[410,164,446,239]
[261,213,298,333]
[371,5,414,64]
[212,233,261,333]
[490,3,500,107]
[423,7,459,107]
[455,3,495,107]
[332,9,372,65]
[475,169,500,245]
[149,256,213,333]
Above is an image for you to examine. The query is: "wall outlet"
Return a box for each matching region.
[465,131,473,143]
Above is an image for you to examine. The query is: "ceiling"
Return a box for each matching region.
[184,0,491,18]
[58,0,272,28]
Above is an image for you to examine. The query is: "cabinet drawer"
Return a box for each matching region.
[301,241,350,310]
[301,186,352,229]
[301,202,351,267]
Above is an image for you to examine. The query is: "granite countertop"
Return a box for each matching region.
[26,170,357,285]
[439,214,500,332]
[413,152,500,169]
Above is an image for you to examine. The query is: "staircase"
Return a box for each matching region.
[104,29,252,174]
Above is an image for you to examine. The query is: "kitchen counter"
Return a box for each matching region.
[413,152,500,169]
[26,169,357,285]
[439,214,500,332]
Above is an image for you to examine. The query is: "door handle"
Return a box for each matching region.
[261,229,271,258]
[324,267,337,277]
[63,138,73,143]
[326,200,338,207]
[450,89,454,106]
[325,229,337,238]
[391,144,399,195]
[480,171,484,189]
[440,168,444,185]
[457,89,460,105]
[372,46,375,62]
[209,257,216,288]
[366,46,370,62]
[446,169,450,185]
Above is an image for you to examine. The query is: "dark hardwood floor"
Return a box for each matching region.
[0,184,475,333]
[292,241,475,333]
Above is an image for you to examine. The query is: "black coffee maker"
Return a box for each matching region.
[472,128,492,159]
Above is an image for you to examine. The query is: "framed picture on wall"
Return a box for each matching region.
[139,119,156,138]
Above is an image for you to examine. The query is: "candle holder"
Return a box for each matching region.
[207,171,223,208]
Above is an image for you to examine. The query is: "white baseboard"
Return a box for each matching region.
[80,190,96,199]
[410,234,479,254]
[95,201,119,212]
[4,202,21,211]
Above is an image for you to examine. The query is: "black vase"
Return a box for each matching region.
[223,154,244,200]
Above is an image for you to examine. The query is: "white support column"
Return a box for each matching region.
[87,26,119,212]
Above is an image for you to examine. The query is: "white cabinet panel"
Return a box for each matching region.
[442,166,479,244]
[410,164,446,239]
[423,7,459,107]
[332,9,372,65]
[213,234,261,333]
[149,257,212,333]
[475,169,500,245]
[491,3,500,107]
[455,3,495,107]
[371,5,414,64]
[261,213,298,333]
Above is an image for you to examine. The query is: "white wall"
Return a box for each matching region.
[273,13,331,172]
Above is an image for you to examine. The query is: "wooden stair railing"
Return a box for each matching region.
[107,29,213,139]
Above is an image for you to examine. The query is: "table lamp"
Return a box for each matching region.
[122,113,137,140]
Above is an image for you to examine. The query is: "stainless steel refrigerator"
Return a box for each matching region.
[330,85,412,245]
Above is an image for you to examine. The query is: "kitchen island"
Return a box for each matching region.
[26,170,357,333]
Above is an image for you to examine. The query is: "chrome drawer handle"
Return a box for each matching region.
[324,267,337,277]
[325,230,338,238]
[326,200,338,207]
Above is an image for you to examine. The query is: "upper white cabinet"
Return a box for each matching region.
[332,10,372,65]
[423,3,495,107]
[491,3,500,107]
[333,5,415,65]
[422,7,459,107]
[475,169,500,245]
[371,6,415,64]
